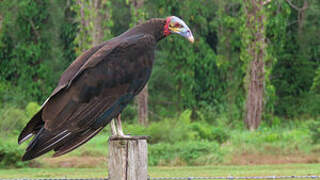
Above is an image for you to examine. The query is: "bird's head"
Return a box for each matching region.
[164,16,194,43]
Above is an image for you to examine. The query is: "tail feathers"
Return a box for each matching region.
[22,128,71,161]
[22,127,104,161]
[18,110,44,144]
[53,127,103,157]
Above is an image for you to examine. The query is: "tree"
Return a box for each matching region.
[286,0,309,35]
[146,0,229,120]
[312,67,320,94]
[271,0,320,118]
[215,1,245,122]
[0,0,77,104]
[130,0,149,126]
[242,0,267,130]
[0,14,2,31]
[73,0,113,52]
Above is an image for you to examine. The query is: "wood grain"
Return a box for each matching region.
[108,136,148,180]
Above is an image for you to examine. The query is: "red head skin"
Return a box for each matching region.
[164,17,171,36]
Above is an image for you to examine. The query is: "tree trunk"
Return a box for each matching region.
[137,85,148,126]
[286,0,309,38]
[92,0,103,46]
[77,0,89,51]
[76,0,111,50]
[131,0,148,126]
[244,0,266,130]
[0,14,3,31]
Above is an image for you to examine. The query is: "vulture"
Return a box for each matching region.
[18,16,194,161]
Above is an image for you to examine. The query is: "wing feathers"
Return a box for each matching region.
[22,127,104,161]
[18,110,44,144]
[53,127,103,157]
[22,128,70,161]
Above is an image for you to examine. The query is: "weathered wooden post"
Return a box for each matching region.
[108,136,148,180]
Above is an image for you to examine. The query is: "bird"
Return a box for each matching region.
[18,16,194,161]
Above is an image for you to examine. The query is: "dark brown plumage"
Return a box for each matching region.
[18,16,193,161]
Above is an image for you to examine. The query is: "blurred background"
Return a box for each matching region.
[0,0,319,177]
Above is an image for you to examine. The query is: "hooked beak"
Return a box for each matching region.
[187,32,194,43]
[176,28,194,44]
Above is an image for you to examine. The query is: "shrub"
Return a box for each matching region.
[0,82,28,107]
[124,123,146,136]
[189,122,230,144]
[25,102,40,118]
[309,120,320,144]
[146,110,196,144]
[0,140,28,168]
[210,127,230,144]
[121,103,137,124]
[145,110,230,144]
[0,102,40,136]
[147,120,172,144]
[0,106,28,135]
[149,141,223,166]
[189,122,212,140]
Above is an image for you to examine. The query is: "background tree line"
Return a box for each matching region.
[0,0,319,132]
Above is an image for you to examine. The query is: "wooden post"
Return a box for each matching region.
[108,136,148,180]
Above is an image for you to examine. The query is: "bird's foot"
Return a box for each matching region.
[110,114,132,139]
[111,134,131,138]
[112,127,131,138]
[110,134,133,140]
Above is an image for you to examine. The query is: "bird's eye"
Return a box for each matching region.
[174,23,182,28]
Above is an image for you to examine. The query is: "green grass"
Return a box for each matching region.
[225,127,314,155]
[0,164,319,178]
[4,124,320,168]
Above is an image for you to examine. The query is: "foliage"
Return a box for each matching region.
[124,123,146,136]
[0,140,28,168]
[0,117,318,167]
[147,0,223,113]
[0,102,40,136]
[0,0,77,104]
[213,1,245,123]
[189,122,229,144]
[145,110,196,144]
[228,123,313,155]
[0,81,28,107]
[311,67,320,94]
[0,0,319,153]
[126,110,229,144]
[263,0,290,120]
[0,106,28,135]
[270,0,320,118]
[308,119,320,144]
[72,0,113,54]
[25,101,40,118]
[149,141,223,166]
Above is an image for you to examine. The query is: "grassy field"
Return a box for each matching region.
[2,123,320,179]
[0,164,319,178]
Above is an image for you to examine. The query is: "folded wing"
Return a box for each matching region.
[19,34,156,160]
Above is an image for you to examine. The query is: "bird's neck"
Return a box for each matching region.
[124,18,167,42]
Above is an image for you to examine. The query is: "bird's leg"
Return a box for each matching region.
[110,114,130,138]
[116,114,130,138]
[116,114,124,136]
[110,119,117,136]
